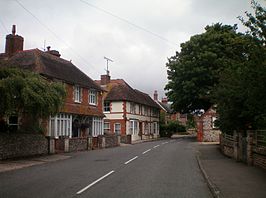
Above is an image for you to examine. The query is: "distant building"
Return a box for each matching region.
[96,74,160,142]
[153,91,187,126]
[196,107,221,142]
[0,25,105,138]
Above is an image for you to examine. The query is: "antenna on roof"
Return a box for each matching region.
[43,40,46,51]
[104,56,113,76]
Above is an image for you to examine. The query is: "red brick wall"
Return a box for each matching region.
[104,119,126,135]
[62,84,103,116]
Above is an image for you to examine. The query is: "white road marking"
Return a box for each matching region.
[142,149,151,154]
[161,142,167,145]
[165,142,169,144]
[124,156,139,165]
[76,170,115,194]
[153,145,160,149]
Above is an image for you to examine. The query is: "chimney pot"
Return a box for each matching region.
[154,90,158,101]
[12,25,16,35]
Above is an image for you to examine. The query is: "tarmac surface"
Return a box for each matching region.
[1,136,266,198]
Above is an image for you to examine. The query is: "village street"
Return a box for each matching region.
[0,138,211,198]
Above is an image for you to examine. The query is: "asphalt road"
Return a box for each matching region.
[0,138,212,198]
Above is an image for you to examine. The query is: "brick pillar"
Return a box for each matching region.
[64,137,69,153]
[247,130,254,166]
[233,131,240,161]
[48,137,55,154]
[87,136,92,150]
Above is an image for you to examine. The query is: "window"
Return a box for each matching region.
[104,122,110,134]
[153,122,158,134]
[114,123,121,134]
[74,85,82,103]
[8,115,19,132]
[49,114,72,138]
[212,116,218,129]
[89,90,97,105]
[139,105,143,115]
[129,120,138,135]
[152,108,158,117]
[104,101,111,112]
[92,117,103,137]
[130,103,136,114]
[144,106,148,116]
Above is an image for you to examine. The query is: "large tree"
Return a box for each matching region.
[215,1,266,132]
[0,65,66,132]
[165,23,249,113]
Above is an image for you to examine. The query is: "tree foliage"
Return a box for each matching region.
[238,0,266,45]
[165,23,248,113]
[0,66,66,119]
[215,2,266,131]
[165,1,266,132]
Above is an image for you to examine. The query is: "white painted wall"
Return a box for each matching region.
[111,101,123,113]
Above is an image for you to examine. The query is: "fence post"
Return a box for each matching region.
[64,137,69,153]
[102,136,106,148]
[117,135,121,146]
[233,131,240,161]
[247,130,254,166]
[48,137,55,154]
[87,136,92,150]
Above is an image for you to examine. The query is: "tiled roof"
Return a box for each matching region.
[99,79,160,109]
[7,49,102,91]
[158,101,174,113]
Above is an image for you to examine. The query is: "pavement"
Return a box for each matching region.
[0,154,71,173]
[197,143,266,198]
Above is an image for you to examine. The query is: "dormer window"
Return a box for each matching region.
[89,90,97,105]
[74,85,82,103]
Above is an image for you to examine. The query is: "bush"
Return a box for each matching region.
[159,121,187,137]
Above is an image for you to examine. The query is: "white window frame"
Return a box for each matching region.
[129,120,138,135]
[92,117,103,137]
[49,113,72,138]
[104,101,111,112]
[8,114,19,131]
[74,85,82,103]
[212,116,218,129]
[89,90,97,105]
[104,122,110,134]
[114,123,121,135]
[130,102,136,114]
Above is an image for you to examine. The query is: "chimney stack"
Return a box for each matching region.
[162,97,168,104]
[100,74,110,85]
[5,25,24,57]
[154,90,158,101]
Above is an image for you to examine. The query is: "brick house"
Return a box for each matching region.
[0,25,104,138]
[196,107,221,142]
[96,74,160,142]
[153,91,187,126]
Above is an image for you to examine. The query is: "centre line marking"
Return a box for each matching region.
[162,142,167,145]
[124,156,138,164]
[76,170,115,195]
[142,149,151,154]
[153,145,160,149]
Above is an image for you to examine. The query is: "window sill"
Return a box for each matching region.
[74,101,81,104]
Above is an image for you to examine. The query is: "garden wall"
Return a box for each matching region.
[0,133,48,160]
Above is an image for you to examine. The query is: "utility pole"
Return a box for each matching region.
[104,56,113,75]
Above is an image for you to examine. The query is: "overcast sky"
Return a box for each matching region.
[0,0,265,99]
